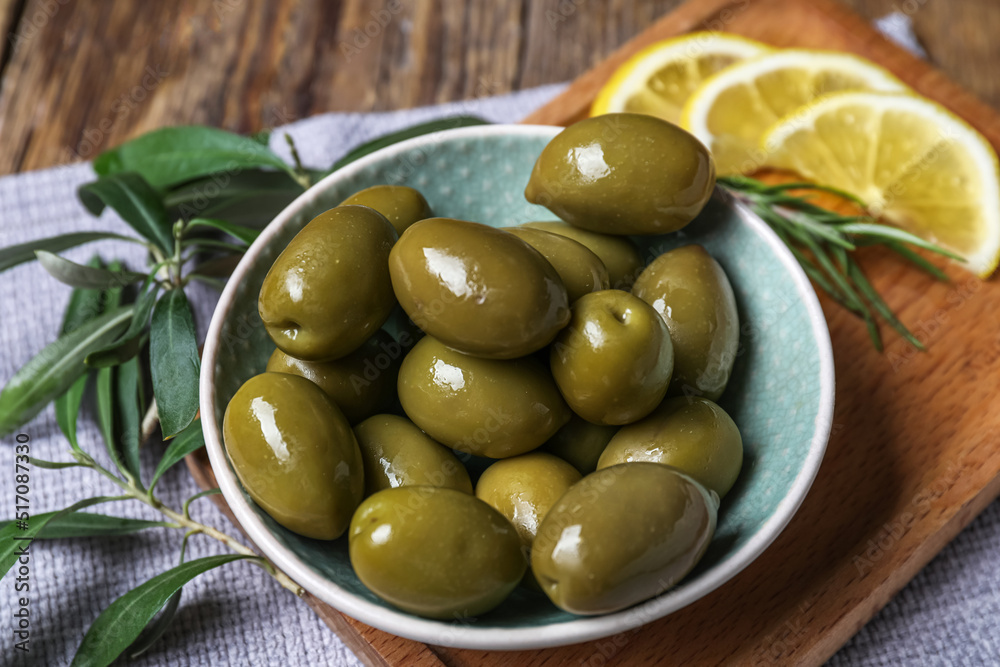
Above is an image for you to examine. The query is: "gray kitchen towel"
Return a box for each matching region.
[1,15,998,667]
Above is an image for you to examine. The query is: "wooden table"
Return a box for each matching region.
[1,0,999,177]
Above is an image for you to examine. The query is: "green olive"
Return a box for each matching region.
[598,397,743,498]
[354,414,473,495]
[632,244,739,401]
[388,218,570,359]
[505,227,610,303]
[398,336,570,458]
[259,205,398,361]
[265,330,402,425]
[525,113,715,235]
[341,185,432,236]
[349,486,526,619]
[476,452,581,550]
[541,413,619,475]
[223,372,363,540]
[550,290,673,425]
[521,221,644,290]
[531,463,717,615]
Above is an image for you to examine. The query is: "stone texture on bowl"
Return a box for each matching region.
[199,125,834,650]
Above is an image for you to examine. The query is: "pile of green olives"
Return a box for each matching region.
[223,113,745,621]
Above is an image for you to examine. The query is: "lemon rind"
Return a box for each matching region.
[760,90,1000,276]
[591,32,772,116]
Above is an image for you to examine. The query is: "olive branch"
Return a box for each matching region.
[0,117,957,664]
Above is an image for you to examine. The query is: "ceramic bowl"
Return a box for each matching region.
[200,124,834,650]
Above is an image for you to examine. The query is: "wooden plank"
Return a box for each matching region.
[5,0,1000,664]
[187,1,1000,664]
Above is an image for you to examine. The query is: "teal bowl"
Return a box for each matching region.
[200,124,834,650]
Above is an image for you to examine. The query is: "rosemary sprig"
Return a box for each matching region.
[719,175,965,351]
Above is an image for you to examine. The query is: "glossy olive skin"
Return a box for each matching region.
[505,227,610,303]
[341,185,432,236]
[398,336,570,458]
[389,218,570,359]
[354,414,473,495]
[542,413,619,475]
[522,221,644,290]
[265,330,402,425]
[349,486,526,619]
[551,290,673,425]
[632,245,739,401]
[476,452,582,550]
[598,397,743,498]
[525,114,715,235]
[532,463,717,615]
[223,372,364,540]
[259,206,398,361]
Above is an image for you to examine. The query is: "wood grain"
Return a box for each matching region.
[5,0,1000,665]
[2,0,1000,176]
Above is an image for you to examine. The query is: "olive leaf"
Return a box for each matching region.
[115,357,144,483]
[93,125,296,190]
[55,263,110,450]
[1,512,173,539]
[149,420,205,491]
[150,290,201,438]
[185,217,260,245]
[70,554,255,667]
[164,169,304,227]
[78,173,175,254]
[94,358,143,485]
[55,375,89,453]
[27,457,87,469]
[35,251,146,290]
[59,257,111,334]
[127,589,182,660]
[327,115,490,173]
[0,233,138,275]
[84,281,159,368]
[0,496,127,578]
[0,305,134,436]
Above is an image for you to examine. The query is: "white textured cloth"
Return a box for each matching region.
[3,15,999,667]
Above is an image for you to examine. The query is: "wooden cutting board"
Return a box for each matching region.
[188,0,1000,664]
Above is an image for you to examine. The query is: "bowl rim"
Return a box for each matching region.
[199,123,835,650]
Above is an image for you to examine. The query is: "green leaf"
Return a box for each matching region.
[185,217,260,244]
[150,420,204,490]
[8,512,173,539]
[327,116,490,173]
[28,456,87,469]
[95,360,143,484]
[836,222,966,261]
[885,241,950,282]
[127,588,182,659]
[150,290,201,438]
[84,282,159,367]
[0,305,134,436]
[55,375,89,452]
[0,496,126,578]
[70,554,254,667]
[93,125,295,190]
[183,488,221,516]
[0,233,137,275]
[59,257,109,334]
[35,251,145,290]
[95,367,125,475]
[164,169,304,227]
[78,173,175,254]
[116,357,144,483]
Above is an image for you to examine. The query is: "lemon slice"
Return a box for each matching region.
[591,32,771,124]
[762,91,1000,276]
[681,50,907,174]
